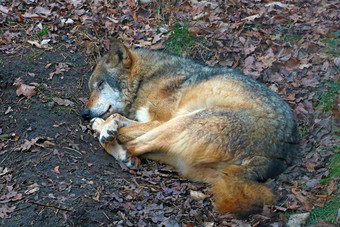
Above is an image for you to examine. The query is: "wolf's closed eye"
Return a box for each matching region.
[97,80,105,89]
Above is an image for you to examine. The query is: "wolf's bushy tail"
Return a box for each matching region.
[211,166,275,215]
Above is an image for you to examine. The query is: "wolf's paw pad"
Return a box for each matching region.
[99,122,119,144]
[117,147,140,169]
[90,117,105,134]
[123,156,140,169]
[100,129,118,143]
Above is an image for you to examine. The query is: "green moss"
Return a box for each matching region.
[307,195,340,225]
[37,27,49,37]
[165,23,198,55]
[273,24,302,45]
[298,126,307,137]
[316,81,340,113]
[308,146,340,225]
[322,31,340,57]
[326,147,340,181]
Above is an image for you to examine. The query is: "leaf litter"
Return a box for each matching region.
[0,0,339,226]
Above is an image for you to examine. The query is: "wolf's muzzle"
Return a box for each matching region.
[81,108,92,120]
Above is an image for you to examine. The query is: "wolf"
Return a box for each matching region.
[81,39,299,215]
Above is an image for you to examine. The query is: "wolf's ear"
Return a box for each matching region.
[106,39,132,69]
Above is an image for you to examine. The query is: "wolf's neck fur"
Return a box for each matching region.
[122,49,194,118]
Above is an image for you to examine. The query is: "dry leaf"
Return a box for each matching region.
[0,205,16,218]
[13,78,36,99]
[301,76,319,87]
[52,97,75,107]
[0,168,10,176]
[93,191,100,201]
[54,166,60,174]
[0,5,9,15]
[327,179,337,195]
[14,137,43,152]
[291,188,313,211]
[190,190,209,201]
[49,63,71,79]
[305,161,316,172]
[25,183,40,195]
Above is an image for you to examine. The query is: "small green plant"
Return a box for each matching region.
[37,27,49,37]
[273,24,301,45]
[0,58,4,67]
[327,147,340,180]
[307,195,340,225]
[54,106,74,115]
[165,23,198,55]
[7,20,17,24]
[322,32,340,57]
[308,145,340,224]
[25,51,44,61]
[70,55,77,62]
[316,81,340,113]
[298,125,307,137]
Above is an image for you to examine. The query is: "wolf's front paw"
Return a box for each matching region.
[100,128,118,143]
[99,119,119,144]
[90,117,105,135]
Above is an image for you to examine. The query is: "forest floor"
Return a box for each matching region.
[0,1,339,226]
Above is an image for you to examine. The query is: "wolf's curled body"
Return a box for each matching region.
[81,40,299,215]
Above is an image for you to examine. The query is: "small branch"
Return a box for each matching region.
[63,146,83,155]
[28,201,73,212]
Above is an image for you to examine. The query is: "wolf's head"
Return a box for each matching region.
[81,40,133,120]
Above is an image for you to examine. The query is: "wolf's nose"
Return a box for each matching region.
[81,108,91,120]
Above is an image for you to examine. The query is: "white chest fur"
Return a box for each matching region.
[135,106,150,122]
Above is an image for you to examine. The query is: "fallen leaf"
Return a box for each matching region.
[0,205,16,218]
[334,56,340,67]
[93,191,100,201]
[27,40,49,49]
[301,76,319,87]
[305,161,316,172]
[49,63,71,79]
[327,179,337,195]
[0,167,10,176]
[13,78,36,99]
[54,166,60,174]
[27,72,35,77]
[190,190,209,201]
[14,137,43,152]
[291,188,313,211]
[0,5,9,15]
[24,183,39,195]
[285,57,300,71]
[52,97,75,107]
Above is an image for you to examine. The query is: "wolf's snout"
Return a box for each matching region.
[81,108,92,120]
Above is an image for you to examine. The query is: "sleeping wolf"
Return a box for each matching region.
[81,39,299,215]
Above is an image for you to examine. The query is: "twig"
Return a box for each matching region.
[28,201,73,212]
[41,150,53,159]
[0,154,9,165]
[132,178,140,187]
[102,211,110,220]
[63,147,83,155]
